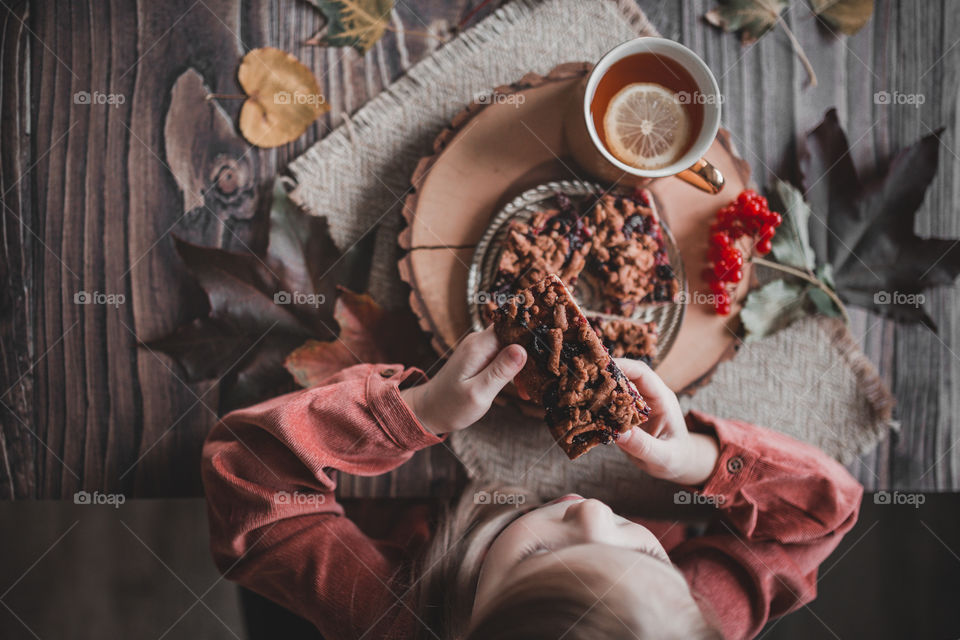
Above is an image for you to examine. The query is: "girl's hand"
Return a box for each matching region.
[614,359,719,487]
[399,327,526,436]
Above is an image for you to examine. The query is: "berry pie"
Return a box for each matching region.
[484,189,677,361]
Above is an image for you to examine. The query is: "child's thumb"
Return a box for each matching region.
[470,345,526,403]
[617,426,661,462]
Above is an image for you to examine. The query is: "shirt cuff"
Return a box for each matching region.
[685,410,759,503]
[366,364,446,452]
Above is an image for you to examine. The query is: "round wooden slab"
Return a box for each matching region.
[399,63,753,392]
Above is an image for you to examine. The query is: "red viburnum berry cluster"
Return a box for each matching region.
[704,189,782,315]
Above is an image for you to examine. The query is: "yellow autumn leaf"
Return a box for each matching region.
[237,47,329,148]
[306,0,394,54]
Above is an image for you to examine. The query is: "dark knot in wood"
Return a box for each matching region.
[209,154,252,206]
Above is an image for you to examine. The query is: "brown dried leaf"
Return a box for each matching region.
[809,0,874,36]
[284,289,391,387]
[237,47,329,148]
[284,288,435,388]
[800,108,960,329]
[704,0,788,44]
[146,181,344,411]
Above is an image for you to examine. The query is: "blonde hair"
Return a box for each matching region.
[413,483,721,640]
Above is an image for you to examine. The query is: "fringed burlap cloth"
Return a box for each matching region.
[288,0,894,506]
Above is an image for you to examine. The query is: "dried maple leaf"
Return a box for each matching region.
[147,239,315,411]
[305,0,394,54]
[705,0,817,86]
[809,0,874,35]
[705,0,788,43]
[800,109,960,329]
[285,288,437,388]
[146,179,351,411]
[237,47,329,148]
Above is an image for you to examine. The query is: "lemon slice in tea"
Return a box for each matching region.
[602,82,691,170]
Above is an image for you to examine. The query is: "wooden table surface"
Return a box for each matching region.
[1,0,957,499]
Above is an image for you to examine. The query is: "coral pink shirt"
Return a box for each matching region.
[202,363,862,640]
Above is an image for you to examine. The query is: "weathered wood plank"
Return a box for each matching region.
[0,0,35,500]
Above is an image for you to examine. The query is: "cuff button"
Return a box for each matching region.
[726,456,744,473]
[380,368,398,378]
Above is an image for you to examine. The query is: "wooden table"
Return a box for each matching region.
[1,0,957,499]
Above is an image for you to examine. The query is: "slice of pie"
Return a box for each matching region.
[587,315,659,366]
[493,274,650,460]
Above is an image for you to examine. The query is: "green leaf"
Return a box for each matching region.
[769,179,817,271]
[741,279,808,341]
[705,0,789,43]
[817,262,836,289]
[800,108,959,330]
[806,265,842,317]
[809,0,874,35]
[306,0,394,53]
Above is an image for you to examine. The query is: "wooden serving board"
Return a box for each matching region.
[399,63,753,393]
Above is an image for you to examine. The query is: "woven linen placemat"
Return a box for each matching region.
[287,0,894,504]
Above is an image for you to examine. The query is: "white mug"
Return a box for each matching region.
[564,37,725,194]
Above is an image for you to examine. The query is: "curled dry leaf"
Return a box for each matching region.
[704,0,788,43]
[305,0,394,54]
[705,0,817,86]
[237,47,329,148]
[809,0,874,36]
[146,179,345,412]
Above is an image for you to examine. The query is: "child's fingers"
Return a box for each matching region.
[613,357,649,379]
[467,344,526,403]
[452,327,501,379]
[613,357,670,400]
[616,425,664,463]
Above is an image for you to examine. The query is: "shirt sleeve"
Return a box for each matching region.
[201,363,441,639]
[671,411,864,640]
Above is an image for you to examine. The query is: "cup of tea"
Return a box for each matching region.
[564,37,724,194]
